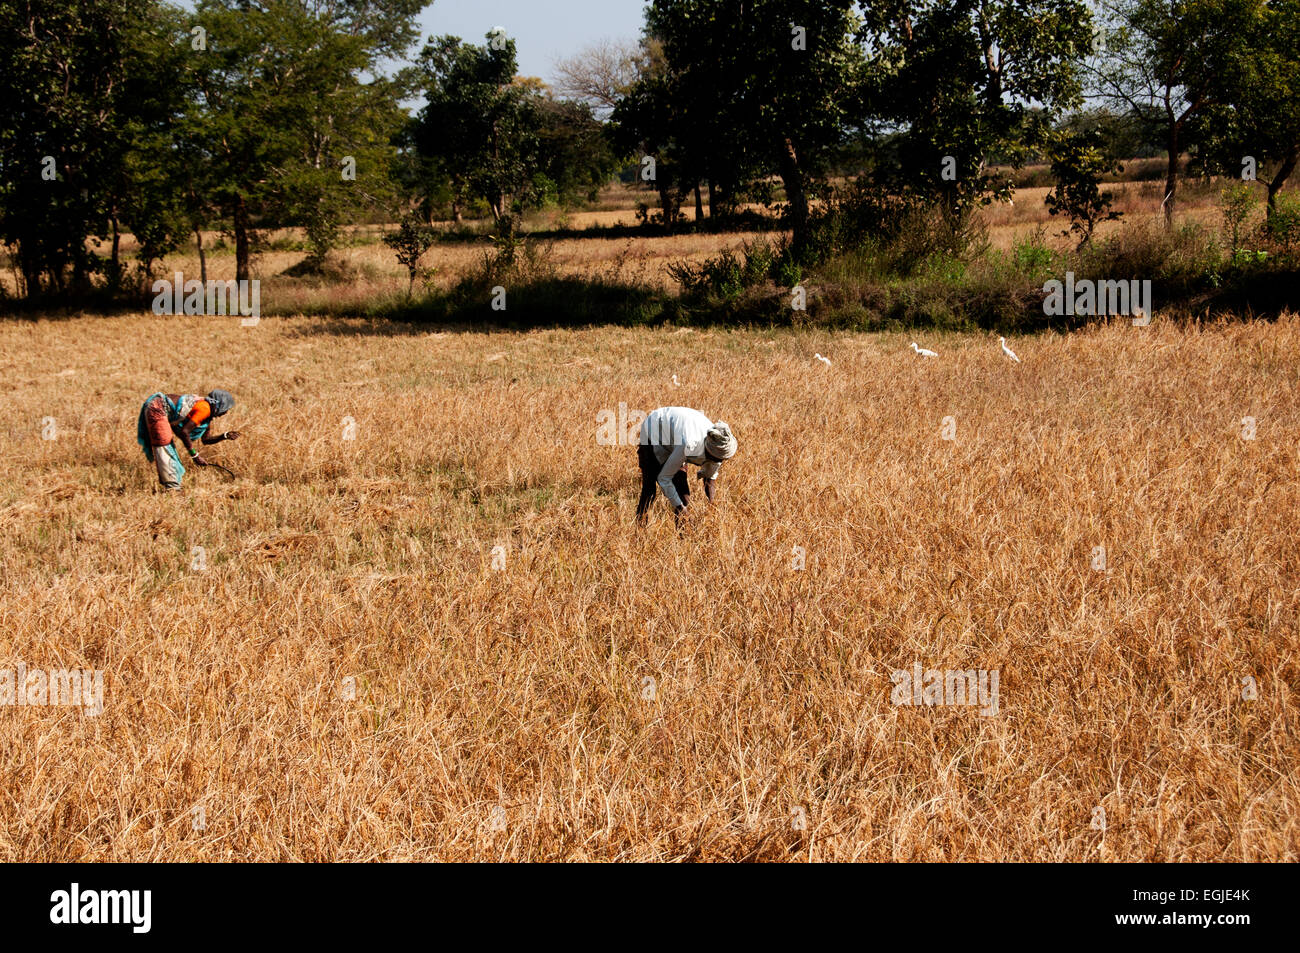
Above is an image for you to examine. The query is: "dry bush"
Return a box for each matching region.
[0,311,1296,860]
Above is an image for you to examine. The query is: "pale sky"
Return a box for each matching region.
[419,0,649,86]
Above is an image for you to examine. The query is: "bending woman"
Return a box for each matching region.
[136,389,239,490]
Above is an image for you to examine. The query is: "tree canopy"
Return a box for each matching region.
[1,0,1294,302]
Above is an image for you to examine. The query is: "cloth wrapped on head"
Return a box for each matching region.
[705,421,737,460]
[206,389,235,417]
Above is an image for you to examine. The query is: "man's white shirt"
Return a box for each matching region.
[640,406,721,509]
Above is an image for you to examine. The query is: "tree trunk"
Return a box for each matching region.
[710,178,734,219]
[1163,125,1180,229]
[110,216,120,275]
[234,195,251,284]
[195,225,207,286]
[658,182,676,227]
[694,183,704,221]
[1267,145,1299,215]
[778,136,810,256]
[451,180,465,224]
[15,245,33,298]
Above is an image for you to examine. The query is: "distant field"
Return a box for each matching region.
[0,173,1241,311]
[1,312,1296,860]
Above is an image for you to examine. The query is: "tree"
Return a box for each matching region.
[859,0,1093,214]
[114,5,198,286]
[391,117,464,224]
[413,32,543,243]
[1060,107,1163,161]
[557,38,699,220]
[272,2,416,270]
[535,96,620,207]
[1190,0,1300,217]
[636,0,867,255]
[190,0,421,280]
[0,0,156,297]
[609,68,696,226]
[1089,0,1262,226]
[1045,129,1123,246]
[383,212,436,294]
[552,39,642,121]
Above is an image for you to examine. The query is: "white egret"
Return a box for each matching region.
[815,353,832,367]
[999,336,1020,363]
[911,342,938,358]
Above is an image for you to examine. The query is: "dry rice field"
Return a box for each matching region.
[0,310,1296,860]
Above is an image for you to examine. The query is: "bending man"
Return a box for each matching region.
[636,406,736,523]
[136,389,239,490]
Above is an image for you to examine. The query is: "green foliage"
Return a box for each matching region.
[413,34,543,241]
[670,184,992,303]
[1060,107,1163,160]
[1012,230,1056,279]
[383,214,437,294]
[668,250,744,299]
[1262,193,1300,254]
[534,97,621,207]
[0,0,420,300]
[411,34,622,241]
[1045,129,1123,247]
[626,0,869,251]
[860,0,1094,213]
[611,71,697,227]
[806,183,988,274]
[1220,184,1260,251]
[1093,0,1270,224]
[1188,0,1300,209]
[115,6,198,285]
[3,0,1295,325]
[1077,221,1223,293]
[0,0,156,296]
[667,240,787,300]
[189,0,418,277]
[1229,247,1268,268]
